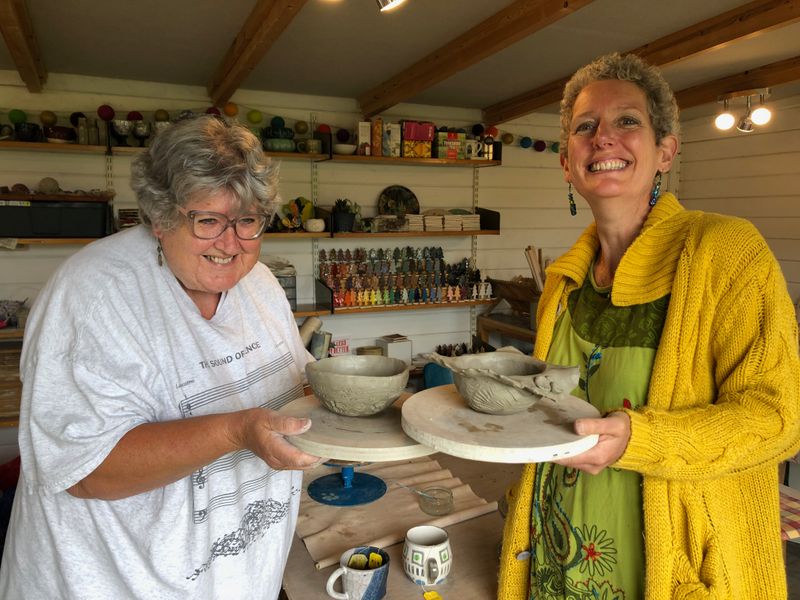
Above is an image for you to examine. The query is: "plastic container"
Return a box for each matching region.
[418,486,454,516]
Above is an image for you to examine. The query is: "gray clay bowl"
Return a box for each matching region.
[429,349,579,415]
[306,355,409,417]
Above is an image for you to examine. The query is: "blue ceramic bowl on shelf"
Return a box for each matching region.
[14,122,42,142]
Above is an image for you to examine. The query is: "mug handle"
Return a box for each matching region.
[326,567,348,599]
[426,557,439,585]
[297,140,307,153]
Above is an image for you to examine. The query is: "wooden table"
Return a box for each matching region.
[282,453,522,599]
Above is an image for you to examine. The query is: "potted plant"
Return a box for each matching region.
[331,198,360,232]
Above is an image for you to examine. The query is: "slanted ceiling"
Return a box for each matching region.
[1,0,800,122]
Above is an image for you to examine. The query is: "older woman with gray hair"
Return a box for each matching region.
[498,53,800,599]
[0,115,319,599]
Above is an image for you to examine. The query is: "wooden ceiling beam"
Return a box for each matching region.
[208,0,308,106]
[483,0,800,124]
[357,0,596,119]
[675,55,800,109]
[0,0,46,92]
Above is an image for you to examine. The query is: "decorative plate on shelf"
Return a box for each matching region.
[377,185,420,216]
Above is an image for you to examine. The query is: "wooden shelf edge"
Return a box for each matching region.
[331,229,498,238]
[0,140,108,154]
[328,155,500,168]
[15,237,103,245]
[293,306,332,317]
[331,299,495,315]
[263,231,330,239]
[0,328,24,340]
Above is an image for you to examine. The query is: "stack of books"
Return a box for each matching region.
[406,214,425,231]
[424,215,444,231]
[443,214,462,231]
[462,214,481,230]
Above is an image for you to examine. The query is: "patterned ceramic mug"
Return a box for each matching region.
[402,525,453,586]
[326,546,390,600]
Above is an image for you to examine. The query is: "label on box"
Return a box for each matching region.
[358,121,372,155]
[401,120,435,141]
[402,140,432,158]
[371,118,383,157]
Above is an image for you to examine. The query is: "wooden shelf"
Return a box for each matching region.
[331,229,498,238]
[331,299,495,315]
[14,237,104,245]
[0,328,23,341]
[263,231,330,239]
[1,191,114,203]
[0,140,108,154]
[328,154,500,168]
[0,141,329,162]
[293,304,331,317]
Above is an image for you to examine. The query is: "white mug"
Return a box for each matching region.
[402,525,452,586]
[326,546,390,600]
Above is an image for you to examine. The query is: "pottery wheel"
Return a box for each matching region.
[278,394,436,462]
[401,384,600,463]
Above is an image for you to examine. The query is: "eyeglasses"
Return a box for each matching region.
[180,209,268,240]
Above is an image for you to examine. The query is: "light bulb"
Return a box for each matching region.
[751,106,771,125]
[376,0,407,11]
[714,112,735,130]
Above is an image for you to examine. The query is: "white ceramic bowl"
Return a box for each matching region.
[333,143,357,155]
[306,355,409,416]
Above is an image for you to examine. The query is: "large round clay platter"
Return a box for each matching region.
[401,384,600,463]
[278,394,436,462]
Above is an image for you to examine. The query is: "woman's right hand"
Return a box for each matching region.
[234,408,322,470]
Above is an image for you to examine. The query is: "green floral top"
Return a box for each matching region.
[529,267,669,599]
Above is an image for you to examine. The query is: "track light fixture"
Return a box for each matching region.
[714,88,772,133]
[376,0,408,12]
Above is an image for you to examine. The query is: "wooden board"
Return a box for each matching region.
[278,394,436,462]
[401,384,600,463]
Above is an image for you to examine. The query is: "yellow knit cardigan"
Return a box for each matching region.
[497,194,800,599]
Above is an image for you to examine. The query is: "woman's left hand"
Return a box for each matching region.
[553,411,631,474]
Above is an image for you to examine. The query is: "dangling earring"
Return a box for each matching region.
[649,171,662,207]
[157,243,163,266]
[568,183,577,216]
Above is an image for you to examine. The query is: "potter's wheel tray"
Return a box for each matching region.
[401,384,600,463]
[278,394,436,462]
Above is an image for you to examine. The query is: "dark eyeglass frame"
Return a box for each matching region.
[179,208,268,240]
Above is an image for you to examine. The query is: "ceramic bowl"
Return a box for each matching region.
[333,143,357,155]
[428,348,579,415]
[306,355,409,416]
[14,122,42,142]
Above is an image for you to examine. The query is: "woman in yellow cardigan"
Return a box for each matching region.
[497,53,800,599]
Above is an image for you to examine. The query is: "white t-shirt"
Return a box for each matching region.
[0,226,312,599]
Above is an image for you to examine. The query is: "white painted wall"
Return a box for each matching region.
[679,94,800,304]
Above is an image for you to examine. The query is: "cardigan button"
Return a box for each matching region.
[515,551,531,560]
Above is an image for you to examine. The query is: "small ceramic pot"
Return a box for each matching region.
[264,138,296,152]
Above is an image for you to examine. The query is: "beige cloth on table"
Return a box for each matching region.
[296,456,498,569]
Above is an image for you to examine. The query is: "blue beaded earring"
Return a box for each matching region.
[649,171,662,207]
[568,183,577,216]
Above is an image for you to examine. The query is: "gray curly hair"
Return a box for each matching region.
[130,114,279,231]
[559,52,679,158]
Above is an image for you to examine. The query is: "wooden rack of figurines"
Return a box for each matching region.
[317,246,494,309]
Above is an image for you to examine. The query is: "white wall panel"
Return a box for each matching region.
[679,94,800,305]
